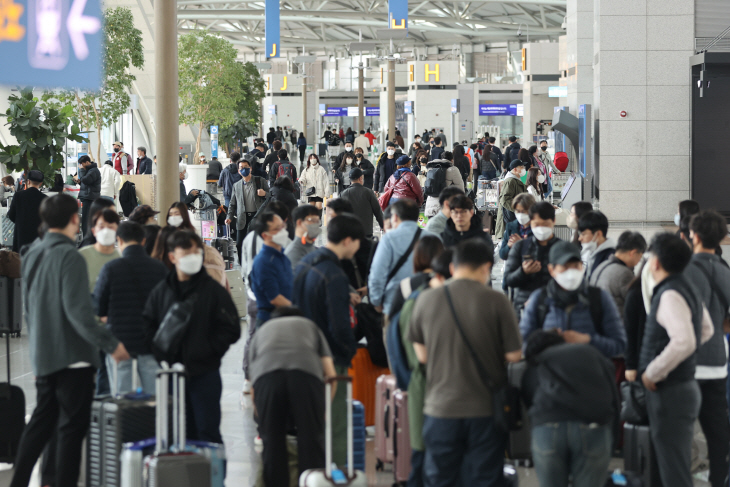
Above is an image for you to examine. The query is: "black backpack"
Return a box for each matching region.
[424,162,449,197]
[535,286,605,335]
[119,181,138,216]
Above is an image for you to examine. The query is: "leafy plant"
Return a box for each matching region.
[0,88,87,186]
[179,30,259,157]
[218,62,266,155]
[48,7,144,163]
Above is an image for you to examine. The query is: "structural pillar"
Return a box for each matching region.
[387,60,396,144]
[155,0,179,217]
[302,66,308,142]
[358,64,365,132]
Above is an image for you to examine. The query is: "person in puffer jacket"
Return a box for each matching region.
[382,155,424,207]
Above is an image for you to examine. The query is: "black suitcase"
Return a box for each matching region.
[87,359,157,487]
[0,333,25,463]
[624,423,661,487]
[0,276,22,337]
[506,361,532,466]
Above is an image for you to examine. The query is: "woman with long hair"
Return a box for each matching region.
[158,202,230,290]
[518,147,533,170]
[526,167,546,201]
[452,144,470,185]
[298,153,331,218]
[335,151,356,194]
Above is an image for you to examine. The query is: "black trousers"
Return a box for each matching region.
[80,198,93,236]
[236,213,256,265]
[698,378,730,487]
[299,146,306,163]
[10,367,95,487]
[254,370,325,487]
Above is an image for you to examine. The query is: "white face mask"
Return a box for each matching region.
[96,228,117,247]
[345,146,353,152]
[311,159,318,165]
[387,149,395,156]
[537,174,546,184]
[554,268,585,291]
[519,168,527,177]
[183,172,189,180]
[674,213,681,226]
[532,226,553,241]
[515,212,530,226]
[177,251,204,276]
[581,240,597,254]
[168,215,184,227]
[566,214,578,230]
[305,223,321,240]
[270,228,289,247]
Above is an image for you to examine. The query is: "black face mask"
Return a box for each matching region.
[541,146,547,151]
[113,148,120,153]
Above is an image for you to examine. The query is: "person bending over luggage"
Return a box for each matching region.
[504,202,560,313]
[143,230,241,444]
[522,330,619,487]
[519,240,626,358]
[638,233,713,487]
[408,239,522,487]
[250,307,337,487]
[292,214,363,467]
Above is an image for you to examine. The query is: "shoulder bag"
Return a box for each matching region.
[620,381,648,425]
[444,285,522,432]
[153,294,197,358]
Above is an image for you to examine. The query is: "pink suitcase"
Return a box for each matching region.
[393,390,412,483]
[374,375,397,469]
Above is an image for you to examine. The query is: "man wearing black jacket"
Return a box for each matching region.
[353,148,374,189]
[373,141,399,193]
[136,147,153,175]
[263,140,282,175]
[143,231,241,444]
[440,195,493,254]
[7,169,46,252]
[94,221,168,394]
[74,156,101,237]
[503,136,521,171]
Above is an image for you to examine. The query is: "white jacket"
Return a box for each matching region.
[99,163,121,198]
[298,164,331,199]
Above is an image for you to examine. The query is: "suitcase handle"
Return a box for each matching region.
[324,376,354,480]
[154,362,187,454]
[110,356,140,398]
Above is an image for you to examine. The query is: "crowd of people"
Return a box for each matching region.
[3,127,730,487]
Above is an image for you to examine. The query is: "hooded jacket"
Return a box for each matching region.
[78,162,101,200]
[383,168,424,206]
[143,267,241,377]
[441,213,492,251]
[218,162,242,201]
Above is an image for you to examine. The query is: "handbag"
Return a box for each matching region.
[305,186,316,197]
[443,286,522,432]
[620,381,648,425]
[377,185,395,210]
[152,296,196,357]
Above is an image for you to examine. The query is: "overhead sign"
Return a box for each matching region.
[404,101,413,114]
[451,99,460,114]
[388,0,407,29]
[548,86,568,98]
[0,0,103,89]
[318,103,326,116]
[268,104,276,115]
[322,106,380,117]
[210,125,218,157]
[264,0,279,58]
[479,104,524,116]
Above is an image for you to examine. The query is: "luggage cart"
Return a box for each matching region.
[191,208,217,244]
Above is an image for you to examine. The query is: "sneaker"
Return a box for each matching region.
[254,435,263,454]
[242,379,252,395]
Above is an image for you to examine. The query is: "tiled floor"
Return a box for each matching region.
[0,221,721,487]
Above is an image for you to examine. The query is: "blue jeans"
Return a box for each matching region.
[408,449,425,487]
[422,415,505,487]
[531,421,612,487]
[224,196,230,207]
[106,354,159,395]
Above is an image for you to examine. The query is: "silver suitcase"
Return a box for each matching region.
[299,377,367,487]
[143,364,211,487]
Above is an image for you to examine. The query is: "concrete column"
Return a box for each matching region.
[387,60,396,144]
[302,67,308,141]
[358,65,364,132]
[565,0,594,113]
[155,0,179,215]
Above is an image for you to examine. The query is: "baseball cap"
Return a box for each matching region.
[509,160,526,170]
[28,170,44,182]
[549,240,583,266]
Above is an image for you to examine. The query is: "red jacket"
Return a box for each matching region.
[113,151,134,175]
[383,168,423,206]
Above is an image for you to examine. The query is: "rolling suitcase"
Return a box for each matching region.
[87,358,157,487]
[348,347,390,426]
[350,400,366,473]
[392,390,412,484]
[0,276,22,337]
[143,364,211,487]
[0,332,25,463]
[374,374,397,468]
[299,376,367,487]
[506,361,531,466]
[624,423,661,487]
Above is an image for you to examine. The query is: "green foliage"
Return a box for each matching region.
[179,31,264,155]
[49,7,144,162]
[0,88,87,185]
[218,62,265,153]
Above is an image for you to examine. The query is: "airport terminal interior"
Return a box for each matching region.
[1,0,730,485]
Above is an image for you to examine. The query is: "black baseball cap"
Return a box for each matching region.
[549,240,583,266]
[509,160,525,170]
[28,170,44,182]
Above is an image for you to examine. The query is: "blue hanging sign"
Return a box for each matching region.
[265,0,280,58]
[388,0,407,29]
